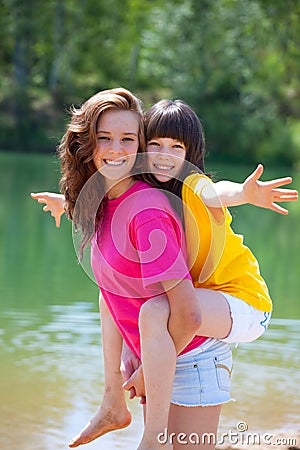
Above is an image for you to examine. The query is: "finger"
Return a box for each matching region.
[122,379,132,391]
[248,164,264,182]
[55,215,61,228]
[271,203,289,215]
[123,380,137,398]
[272,189,298,197]
[264,177,293,188]
[43,205,49,212]
[274,194,298,202]
[255,163,264,179]
[273,188,298,194]
[273,191,298,201]
[255,163,264,175]
[129,387,136,399]
[31,193,47,199]
[140,396,146,405]
[123,377,144,398]
[51,212,61,227]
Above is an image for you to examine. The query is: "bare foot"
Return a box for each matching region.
[68,404,132,447]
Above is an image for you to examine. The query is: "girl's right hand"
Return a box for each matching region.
[31,192,65,227]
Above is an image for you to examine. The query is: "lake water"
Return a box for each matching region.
[0,153,299,449]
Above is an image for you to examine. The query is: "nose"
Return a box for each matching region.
[157,145,171,157]
[109,139,122,154]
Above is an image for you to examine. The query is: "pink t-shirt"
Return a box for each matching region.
[91,181,208,358]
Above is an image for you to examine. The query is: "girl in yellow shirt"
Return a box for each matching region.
[142,99,291,347]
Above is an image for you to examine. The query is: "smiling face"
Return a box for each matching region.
[146,137,187,182]
[93,109,140,192]
[144,99,206,186]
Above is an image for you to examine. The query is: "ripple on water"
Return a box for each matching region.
[1,307,299,449]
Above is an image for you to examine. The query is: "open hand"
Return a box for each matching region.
[243,164,298,214]
[31,192,65,227]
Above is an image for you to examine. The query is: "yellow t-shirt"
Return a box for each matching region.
[182,173,272,312]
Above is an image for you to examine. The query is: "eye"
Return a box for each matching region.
[173,143,185,150]
[147,141,160,147]
[97,135,110,141]
[123,137,135,142]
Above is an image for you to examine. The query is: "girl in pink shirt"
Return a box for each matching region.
[54,87,207,450]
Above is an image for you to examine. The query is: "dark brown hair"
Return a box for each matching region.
[144,99,210,221]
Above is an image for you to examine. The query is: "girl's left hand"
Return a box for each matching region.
[120,341,141,399]
[243,164,298,214]
[122,365,146,404]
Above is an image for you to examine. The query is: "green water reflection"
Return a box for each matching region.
[1,153,299,449]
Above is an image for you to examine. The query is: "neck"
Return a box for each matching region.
[106,177,136,199]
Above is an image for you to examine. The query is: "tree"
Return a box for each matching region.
[0,0,299,162]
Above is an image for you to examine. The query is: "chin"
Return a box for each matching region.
[155,174,172,183]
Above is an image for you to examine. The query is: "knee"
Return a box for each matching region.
[180,295,203,332]
[139,296,170,331]
[174,305,202,335]
[188,309,203,332]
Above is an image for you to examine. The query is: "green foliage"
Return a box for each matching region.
[0,0,299,165]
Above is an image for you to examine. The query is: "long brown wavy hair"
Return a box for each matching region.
[58,88,145,257]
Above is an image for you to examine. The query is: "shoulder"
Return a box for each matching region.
[134,181,170,199]
[183,173,213,194]
[182,173,213,208]
[183,173,228,224]
[131,181,173,210]
[127,183,180,230]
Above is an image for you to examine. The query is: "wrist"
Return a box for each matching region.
[237,182,248,205]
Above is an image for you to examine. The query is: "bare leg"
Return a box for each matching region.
[193,288,232,339]
[168,404,222,449]
[69,295,131,448]
[137,296,174,450]
[154,288,232,341]
[135,288,231,449]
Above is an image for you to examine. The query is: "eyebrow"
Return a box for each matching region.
[96,130,138,136]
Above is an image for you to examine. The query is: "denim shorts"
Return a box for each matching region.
[171,339,234,407]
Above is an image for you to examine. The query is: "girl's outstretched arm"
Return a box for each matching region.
[202,164,298,214]
[31,192,65,227]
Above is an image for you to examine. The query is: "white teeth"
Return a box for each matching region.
[154,163,174,171]
[104,159,125,166]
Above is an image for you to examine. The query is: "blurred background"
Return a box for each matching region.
[1,0,300,162]
[0,1,299,449]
